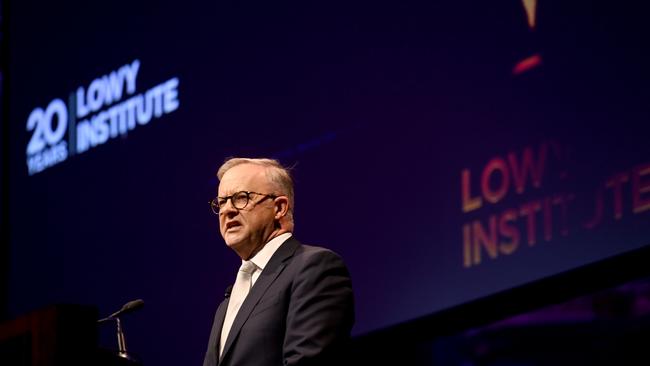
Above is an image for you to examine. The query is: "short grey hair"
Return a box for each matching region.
[217,157,294,222]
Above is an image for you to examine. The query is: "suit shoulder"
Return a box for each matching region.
[295,243,344,261]
[290,243,349,275]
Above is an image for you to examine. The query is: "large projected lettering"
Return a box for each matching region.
[75,76,179,154]
[460,141,650,268]
[25,60,180,175]
[25,99,69,173]
[76,60,140,118]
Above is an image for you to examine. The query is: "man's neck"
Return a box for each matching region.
[241,228,289,260]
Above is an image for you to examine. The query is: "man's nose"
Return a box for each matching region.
[219,199,238,216]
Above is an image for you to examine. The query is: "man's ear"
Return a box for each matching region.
[274,196,290,219]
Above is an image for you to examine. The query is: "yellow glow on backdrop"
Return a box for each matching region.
[522,0,537,29]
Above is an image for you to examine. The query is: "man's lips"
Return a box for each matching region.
[225,221,242,231]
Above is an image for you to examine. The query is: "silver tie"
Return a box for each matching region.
[219,260,257,357]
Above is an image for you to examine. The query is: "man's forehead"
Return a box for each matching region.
[218,164,269,193]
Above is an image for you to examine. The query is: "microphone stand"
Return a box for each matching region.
[116,317,131,359]
[98,299,144,362]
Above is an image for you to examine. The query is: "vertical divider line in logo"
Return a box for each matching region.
[68,92,76,156]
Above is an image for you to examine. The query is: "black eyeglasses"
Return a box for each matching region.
[209,191,277,214]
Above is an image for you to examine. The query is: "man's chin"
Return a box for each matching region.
[224,238,240,248]
[224,234,245,249]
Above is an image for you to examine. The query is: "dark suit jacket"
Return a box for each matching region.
[203,237,354,366]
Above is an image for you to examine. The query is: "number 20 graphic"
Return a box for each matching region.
[26,99,68,155]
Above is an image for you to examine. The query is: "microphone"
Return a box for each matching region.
[98,299,144,323]
[97,299,144,361]
[225,285,233,299]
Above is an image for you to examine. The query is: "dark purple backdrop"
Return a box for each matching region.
[7,0,650,365]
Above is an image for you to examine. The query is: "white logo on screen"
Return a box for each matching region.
[26,99,69,174]
[25,59,180,176]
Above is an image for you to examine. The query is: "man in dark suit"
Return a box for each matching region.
[203,157,354,366]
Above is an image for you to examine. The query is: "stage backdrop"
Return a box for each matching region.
[7,0,650,365]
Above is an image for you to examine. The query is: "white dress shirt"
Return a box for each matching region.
[247,232,292,284]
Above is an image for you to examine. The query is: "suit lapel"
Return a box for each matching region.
[219,237,300,363]
[204,297,228,366]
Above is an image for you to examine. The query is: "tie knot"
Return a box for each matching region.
[239,261,256,275]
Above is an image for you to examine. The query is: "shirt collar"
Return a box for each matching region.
[247,232,292,271]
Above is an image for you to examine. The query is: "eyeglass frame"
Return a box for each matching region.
[209,191,279,214]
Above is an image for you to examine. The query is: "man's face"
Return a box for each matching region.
[217,164,278,259]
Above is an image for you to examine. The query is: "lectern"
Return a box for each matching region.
[0,304,139,366]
